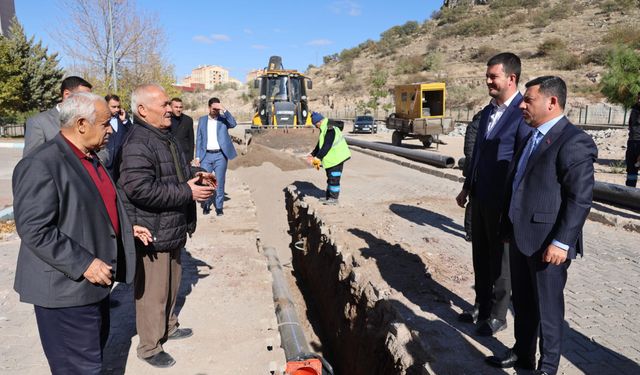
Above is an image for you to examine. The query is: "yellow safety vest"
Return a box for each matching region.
[318,119,351,169]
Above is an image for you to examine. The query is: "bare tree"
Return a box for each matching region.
[51,0,174,100]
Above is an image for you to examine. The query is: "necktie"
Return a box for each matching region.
[512,130,542,193]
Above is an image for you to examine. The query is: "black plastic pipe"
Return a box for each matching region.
[264,246,312,360]
[345,137,456,168]
[593,181,640,210]
[263,246,334,375]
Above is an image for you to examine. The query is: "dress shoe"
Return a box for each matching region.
[142,351,175,368]
[168,328,193,340]
[477,317,507,336]
[458,307,479,323]
[485,349,534,369]
[215,208,224,216]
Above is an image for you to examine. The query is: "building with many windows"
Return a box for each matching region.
[182,65,229,90]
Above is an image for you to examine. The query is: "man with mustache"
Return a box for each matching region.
[13,92,151,374]
[118,84,215,368]
[455,52,530,336]
[487,76,597,375]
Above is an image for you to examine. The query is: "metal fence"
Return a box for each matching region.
[1,104,631,138]
[447,103,631,127]
[0,120,25,137]
[322,109,392,121]
[318,103,631,128]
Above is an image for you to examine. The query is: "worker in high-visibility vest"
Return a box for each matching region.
[306,112,351,205]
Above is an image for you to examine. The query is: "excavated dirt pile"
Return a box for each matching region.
[229,128,319,171]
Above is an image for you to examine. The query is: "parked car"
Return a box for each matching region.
[353,115,377,133]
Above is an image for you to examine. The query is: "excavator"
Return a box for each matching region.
[252,56,313,128]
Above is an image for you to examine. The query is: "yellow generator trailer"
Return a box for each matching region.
[386,82,454,148]
[252,56,313,128]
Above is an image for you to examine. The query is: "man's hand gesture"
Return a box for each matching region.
[83,258,113,286]
[187,176,215,202]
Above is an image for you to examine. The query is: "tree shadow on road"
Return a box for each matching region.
[348,227,512,374]
[389,203,467,240]
[101,249,210,375]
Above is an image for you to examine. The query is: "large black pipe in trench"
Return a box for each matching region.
[264,246,312,360]
[263,246,334,375]
[345,136,456,168]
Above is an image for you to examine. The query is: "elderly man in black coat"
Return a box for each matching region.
[118,84,215,368]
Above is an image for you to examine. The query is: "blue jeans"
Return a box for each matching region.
[201,151,228,210]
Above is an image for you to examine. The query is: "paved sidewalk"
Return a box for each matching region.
[0,177,285,374]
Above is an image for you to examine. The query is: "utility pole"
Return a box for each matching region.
[108,0,118,92]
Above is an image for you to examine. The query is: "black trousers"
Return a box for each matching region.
[471,199,511,321]
[325,163,344,199]
[34,297,110,375]
[510,244,570,375]
[464,197,473,241]
[626,140,640,187]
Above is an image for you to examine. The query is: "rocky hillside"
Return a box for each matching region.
[304,0,640,114]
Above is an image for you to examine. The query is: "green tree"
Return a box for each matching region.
[367,69,389,112]
[1,19,63,114]
[0,38,23,117]
[600,46,640,109]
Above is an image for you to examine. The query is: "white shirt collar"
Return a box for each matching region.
[490,91,519,110]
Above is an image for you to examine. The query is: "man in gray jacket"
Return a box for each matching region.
[23,76,93,156]
[13,92,151,374]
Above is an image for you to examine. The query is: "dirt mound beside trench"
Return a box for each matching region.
[229,128,321,171]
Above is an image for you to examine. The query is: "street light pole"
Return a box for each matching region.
[108,0,118,92]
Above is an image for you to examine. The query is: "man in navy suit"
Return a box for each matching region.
[195,97,237,216]
[486,76,597,375]
[104,94,130,178]
[456,52,530,336]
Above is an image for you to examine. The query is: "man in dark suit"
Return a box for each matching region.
[23,76,93,156]
[12,92,151,374]
[104,94,130,178]
[462,110,481,242]
[170,97,195,164]
[626,92,640,187]
[455,52,530,336]
[486,76,597,375]
[194,97,237,216]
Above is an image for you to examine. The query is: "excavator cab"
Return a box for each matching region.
[252,56,313,128]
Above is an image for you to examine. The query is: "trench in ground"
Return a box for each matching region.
[232,130,435,375]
